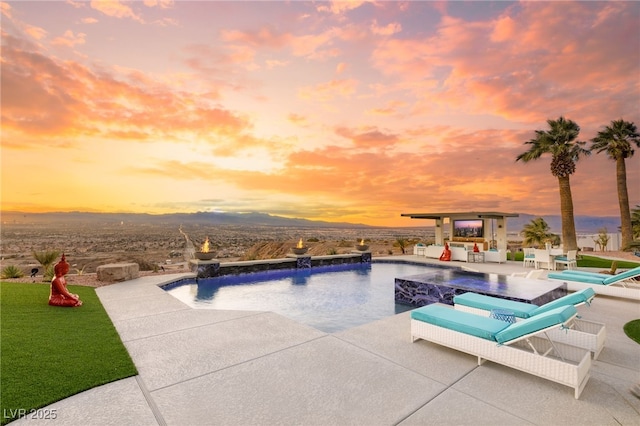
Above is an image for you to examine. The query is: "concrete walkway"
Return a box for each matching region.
[12,257,640,425]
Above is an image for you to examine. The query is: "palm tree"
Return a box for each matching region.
[631,205,640,240]
[521,217,554,248]
[516,117,590,251]
[590,119,640,251]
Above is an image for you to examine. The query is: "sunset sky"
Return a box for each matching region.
[2,1,639,227]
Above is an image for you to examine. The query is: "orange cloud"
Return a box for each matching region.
[90,0,142,21]
[298,79,358,102]
[334,126,400,150]
[51,30,86,47]
[366,100,406,116]
[288,114,308,126]
[1,33,252,150]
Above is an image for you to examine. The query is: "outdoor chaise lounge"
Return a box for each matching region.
[547,266,640,301]
[453,289,606,359]
[411,304,591,399]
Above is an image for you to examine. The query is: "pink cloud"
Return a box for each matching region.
[370,19,402,36]
[1,2,12,18]
[221,27,292,49]
[371,2,639,125]
[316,1,368,16]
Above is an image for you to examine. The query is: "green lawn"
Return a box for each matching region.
[624,320,640,345]
[0,282,137,425]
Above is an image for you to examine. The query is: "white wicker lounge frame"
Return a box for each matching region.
[565,280,640,301]
[547,279,640,301]
[454,304,607,359]
[411,316,592,399]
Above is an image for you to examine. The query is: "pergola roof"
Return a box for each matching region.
[400,211,520,220]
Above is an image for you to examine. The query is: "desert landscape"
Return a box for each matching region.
[0,219,432,283]
[2,214,636,287]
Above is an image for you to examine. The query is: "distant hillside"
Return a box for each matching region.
[0,211,371,229]
[506,214,620,235]
[0,210,621,234]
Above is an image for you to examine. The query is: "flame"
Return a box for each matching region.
[359,239,365,246]
[297,238,304,249]
[201,237,210,253]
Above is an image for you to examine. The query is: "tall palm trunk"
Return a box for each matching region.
[558,175,578,251]
[616,157,632,250]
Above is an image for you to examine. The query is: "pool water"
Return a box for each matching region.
[163,262,440,333]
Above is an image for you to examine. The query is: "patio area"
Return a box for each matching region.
[11,256,640,425]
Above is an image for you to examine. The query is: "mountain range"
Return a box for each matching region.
[0,211,621,234]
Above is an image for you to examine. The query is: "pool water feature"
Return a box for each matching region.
[163,262,435,333]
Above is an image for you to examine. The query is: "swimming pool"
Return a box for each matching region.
[163,262,439,333]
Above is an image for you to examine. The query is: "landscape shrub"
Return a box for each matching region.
[43,265,55,282]
[32,250,60,281]
[1,265,24,279]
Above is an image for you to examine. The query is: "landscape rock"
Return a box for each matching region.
[96,263,139,282]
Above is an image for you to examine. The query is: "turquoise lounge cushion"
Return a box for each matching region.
[411,304,509,341]
[548,271,606,284]
[558,271,610,278]
[603,266,640,285]
[453,289,595,319]
[453,292,536,319]
[494,305,577,344]
[529,288,595,316]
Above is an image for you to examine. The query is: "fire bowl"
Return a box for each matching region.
[355,245,369,251]
[292,247,308,255]
[195,252,217,261]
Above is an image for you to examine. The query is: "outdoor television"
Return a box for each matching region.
[453,219,484,238]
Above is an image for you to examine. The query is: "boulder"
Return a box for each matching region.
[97,263,139,282]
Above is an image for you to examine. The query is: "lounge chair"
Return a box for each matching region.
[510,269,545,279]
[411,304,591,399]
[522,247,535,268]
[534,248,554,270]
[553,250,578,270]
[548,266,640,301]
[453,289,606,359]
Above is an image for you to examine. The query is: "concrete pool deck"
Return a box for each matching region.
[11,256,640,425]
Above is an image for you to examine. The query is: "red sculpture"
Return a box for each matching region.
[473,243,480,253]
[439,243,451,261]
[49,254,83,307]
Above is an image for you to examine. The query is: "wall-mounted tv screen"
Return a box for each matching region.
[453,219,484,238]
